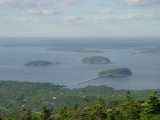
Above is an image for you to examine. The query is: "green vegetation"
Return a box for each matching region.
[98,68,132,77]
[0,81,160,120]
[24,61,53,66]
[47,48,104,53]
[82,56,110,64]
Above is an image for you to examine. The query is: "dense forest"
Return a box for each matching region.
[0,81,160,120]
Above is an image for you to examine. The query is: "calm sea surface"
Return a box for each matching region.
[0,37,160,90]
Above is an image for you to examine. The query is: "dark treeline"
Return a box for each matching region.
[0,81,160,120]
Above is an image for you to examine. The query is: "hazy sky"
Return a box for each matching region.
[0,0,160,37]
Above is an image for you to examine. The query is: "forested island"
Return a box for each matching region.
[82,56,110,64]
[140,49,160,55]
[24,61,53,66]
[98,68,132,77]
[47,48,104,53]
[0,81,160,120]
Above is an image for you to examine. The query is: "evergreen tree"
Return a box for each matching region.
[40,106,53,120]
[122,90,140,120]
[24,110,33,120]
[145,91,160,115]
[108,109,124,120]
[141,91,160,120]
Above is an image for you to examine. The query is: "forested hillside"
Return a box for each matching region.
[0,81,160,120]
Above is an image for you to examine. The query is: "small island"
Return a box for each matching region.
[47,48,104,53]
[140,50,160,55]
[24,61,53,66]
[98,68,132,77]
[82,56,110,64]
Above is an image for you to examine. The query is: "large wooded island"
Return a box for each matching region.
[98,68,132,77]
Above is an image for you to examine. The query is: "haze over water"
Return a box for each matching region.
[0,37,160,90]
